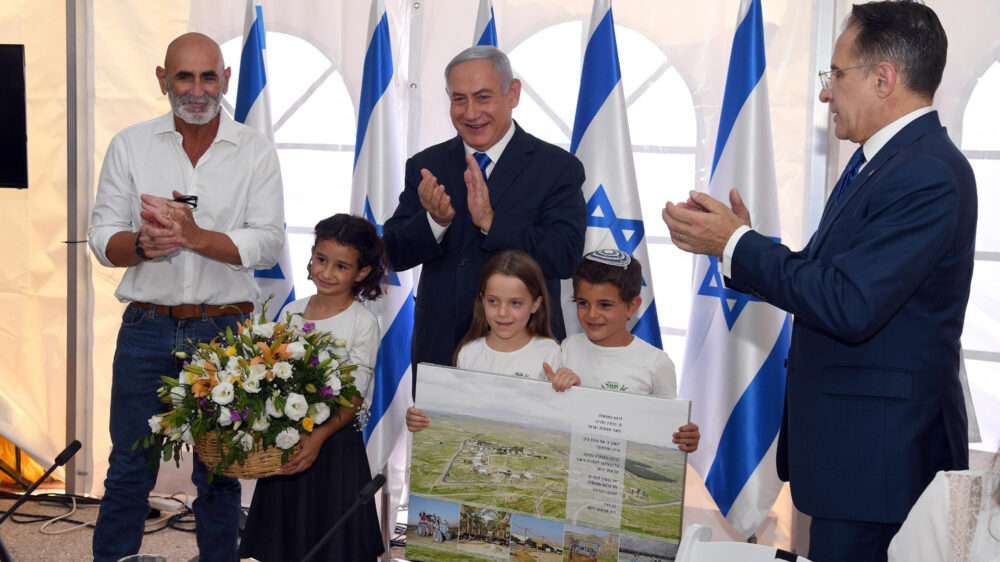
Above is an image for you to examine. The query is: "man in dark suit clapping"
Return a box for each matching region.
[663,3,976,561]
[384,46,586,379]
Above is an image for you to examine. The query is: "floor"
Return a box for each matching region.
[0,490,407,562]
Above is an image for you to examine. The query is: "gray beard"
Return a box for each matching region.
[167,88,222,125]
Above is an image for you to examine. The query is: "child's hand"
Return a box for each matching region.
[406,406,430,432]
[543,363,581,392]
[282,431,323,474]
[673,422,700,453]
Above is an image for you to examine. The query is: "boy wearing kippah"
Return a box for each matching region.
[544,249,700,452]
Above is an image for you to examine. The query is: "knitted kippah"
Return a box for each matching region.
[584,248,631,269]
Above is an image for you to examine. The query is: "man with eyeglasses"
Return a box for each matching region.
[88,32,284,562]
[663,2,975,561]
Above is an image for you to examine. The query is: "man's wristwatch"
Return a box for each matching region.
[134,233,151,260]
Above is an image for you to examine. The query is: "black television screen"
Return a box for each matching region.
[0,44,27,188]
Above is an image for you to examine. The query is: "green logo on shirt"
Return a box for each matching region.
[601,381,629,392]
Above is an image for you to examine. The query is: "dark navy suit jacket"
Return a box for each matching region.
[383,123,586,376]
[728,111,976,524]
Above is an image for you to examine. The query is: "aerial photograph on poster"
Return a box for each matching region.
[408,365,689,561]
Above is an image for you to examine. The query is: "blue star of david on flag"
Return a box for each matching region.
[586,184,644,255]
[364,196,400,286]
[697,236,780,330]
[586,185,647,286]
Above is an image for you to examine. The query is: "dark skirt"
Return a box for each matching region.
[239,425,385,562]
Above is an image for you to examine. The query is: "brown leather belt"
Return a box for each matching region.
[131,301,254,319]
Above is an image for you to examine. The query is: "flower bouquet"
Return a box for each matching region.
[135,308,363,478]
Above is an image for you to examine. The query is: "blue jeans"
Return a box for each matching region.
[92,304,244,562]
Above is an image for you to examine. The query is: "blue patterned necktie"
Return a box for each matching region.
[832,147,867,205]
[473,152,491,180]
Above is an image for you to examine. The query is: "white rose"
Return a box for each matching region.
[286,340,306,360]
[309,402,331,426]
[272,361,293,381]
[275,427,300,450]
[242,376,262,394]
[251,414,270,432]
[252,321,276,339]
[169,385,187,407]
[148,415,162,433]
[248,363,267,381]
[235,431,254,452]
[265,397,283,418]
[325,374,343,395]
[283,392,308,421]
[211,381,235,405]
[218,407,233,427]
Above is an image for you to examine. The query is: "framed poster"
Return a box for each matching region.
[406,364,689,562]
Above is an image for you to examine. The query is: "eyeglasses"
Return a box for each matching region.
[818,65,867,90]
[172,194,198,209]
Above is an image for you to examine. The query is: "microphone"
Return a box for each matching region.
[54,440,82,467]
[301,474,388,562]
[0,440,84,531]
[357,473,386,500]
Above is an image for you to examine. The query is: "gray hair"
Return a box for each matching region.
[444,46,514,94]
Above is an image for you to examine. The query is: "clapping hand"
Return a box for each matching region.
[417,169,456,227]
[464,154,494,232]
[662,188,751,257]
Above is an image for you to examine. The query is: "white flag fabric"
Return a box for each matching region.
[473,0,498,46]
[234,0,295,318]
[679,0,790,538]
[568,0,662,348]
[352,0,414,482]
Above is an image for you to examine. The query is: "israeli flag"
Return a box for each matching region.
[351,0,414,478]
[679,0,790,537]
[568,0,662,348]
[235,0,295,318]
[473,0,498,46]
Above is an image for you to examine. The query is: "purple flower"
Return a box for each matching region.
[310,357,320,367]
[302,322,316,333]
[198,398,208,409]
[230,409,242,422]
[242,407,252,420]
[320,386,333,397]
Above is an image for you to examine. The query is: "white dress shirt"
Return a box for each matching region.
[88,112,285,305]
[722,106,934,278]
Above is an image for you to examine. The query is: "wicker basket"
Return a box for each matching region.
[194,432,300,479]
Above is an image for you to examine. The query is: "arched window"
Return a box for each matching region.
[220,32,356,299]
[960,58,1000,451]
[509,22,698,364]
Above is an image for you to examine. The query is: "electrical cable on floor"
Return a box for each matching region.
[0,490,197,535]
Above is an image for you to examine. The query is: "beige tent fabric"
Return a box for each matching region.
[0,0,71,482]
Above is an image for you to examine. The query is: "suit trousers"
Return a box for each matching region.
[808,517,901,562]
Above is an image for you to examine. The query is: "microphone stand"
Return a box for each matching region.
[0,441,82,562]
[301,473,386,562]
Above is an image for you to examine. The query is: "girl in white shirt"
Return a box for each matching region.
[407,250,560,432]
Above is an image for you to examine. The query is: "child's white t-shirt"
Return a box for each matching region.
[559,333,677,398]
[279,297,380,404]
[456,336,561,381]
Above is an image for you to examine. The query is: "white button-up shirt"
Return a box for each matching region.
[88,112,284,305]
